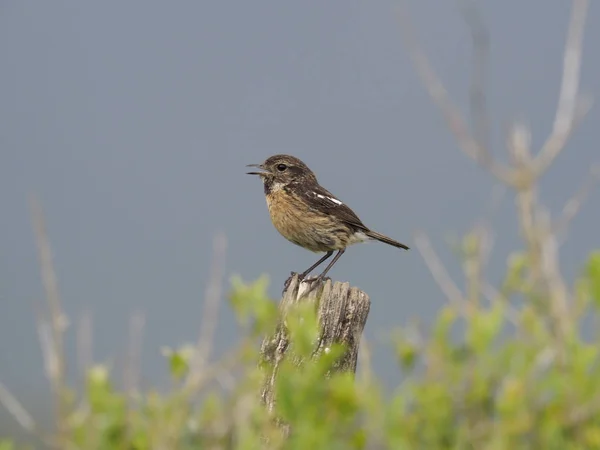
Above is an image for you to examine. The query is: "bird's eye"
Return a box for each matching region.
[277,164,287,172]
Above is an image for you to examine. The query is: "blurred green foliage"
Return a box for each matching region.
[3,251,600,449]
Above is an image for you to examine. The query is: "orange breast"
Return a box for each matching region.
[265,190,348,252]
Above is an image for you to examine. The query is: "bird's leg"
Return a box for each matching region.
[299,250,345,298]
[294,250,346,299]
[312,249,345,284]
[299,251,334,281]
[282,251,334,295]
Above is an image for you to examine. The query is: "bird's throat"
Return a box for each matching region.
[263,178,286,196]
[263,177,273,195]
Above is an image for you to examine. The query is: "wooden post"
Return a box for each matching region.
[260,274,371,414]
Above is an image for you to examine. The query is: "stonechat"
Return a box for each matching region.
[247,154,409,285]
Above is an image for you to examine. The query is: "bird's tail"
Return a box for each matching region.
[365,230,410,250]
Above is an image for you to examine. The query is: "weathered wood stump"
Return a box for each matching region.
[259,274,371,414]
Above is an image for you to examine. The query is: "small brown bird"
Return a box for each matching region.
[247,154,409,284]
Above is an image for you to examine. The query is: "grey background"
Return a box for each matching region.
[1,0,598,439]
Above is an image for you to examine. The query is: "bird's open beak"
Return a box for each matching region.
[246,164,270,176]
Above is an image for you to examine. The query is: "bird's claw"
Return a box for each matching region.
[282,272,300,294]
[309,275,331,285]
[282,272,331,297]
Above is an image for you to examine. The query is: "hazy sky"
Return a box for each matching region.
[1,0,598,436]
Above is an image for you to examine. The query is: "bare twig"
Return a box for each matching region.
[125,311,145,397]
[473,220,496,275]
[0,380,36,433]
[396,1,512,184]
[214,368,236,391]
[122,311,145,445]
[538,208,571,338]
[463,224,495,312]
[185,232,228,390]
[182,345,242,396]
[553,164,600,240]
[35,313,56,382]
[30,196,68,441]
[507,121,533,168]
[76,311,93,381]
[414,230,465,309]
[459,0,491,152]
[533,0,590,176]
[481,282,519,325]
[401,0,595,352]
[471,184,505,283]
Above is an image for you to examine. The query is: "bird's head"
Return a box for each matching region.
[247,154,317,192]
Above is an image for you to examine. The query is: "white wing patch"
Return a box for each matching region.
[315,193,343,206]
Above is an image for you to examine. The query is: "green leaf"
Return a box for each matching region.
[432,305,457,343]
[466,301,505,354]
[503,251,528,292]
[395,338,418,371]
[161,345,194,380]
[229,275,272,327]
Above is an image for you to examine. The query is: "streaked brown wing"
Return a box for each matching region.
[297,184,369,231]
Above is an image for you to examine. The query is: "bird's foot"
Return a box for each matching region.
[308,274,331,285]
[298,275,331,298]
[282,272,300,294]
[282,272,331,297]
[297,271,309,282]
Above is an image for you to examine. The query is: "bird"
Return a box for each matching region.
[247,154,409,286]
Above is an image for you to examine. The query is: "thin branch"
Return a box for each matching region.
[481,282,519,326]
[30,197,67,385]
[182,346,242,396]
[553,164,600,239]
[30,195,68,441]
[124,311,145,397]
[462,223,496,313]
[539,207,572,340]
[396,1,512,185]
[35,317,62,401]
[474,220,496,273]
[533,0,590,176]
[459,0,491,152]
[185,232,228,389]
[507,121,533,168]
[76,311,93,381]
[0,380,36,433]
[414,230,466,309]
